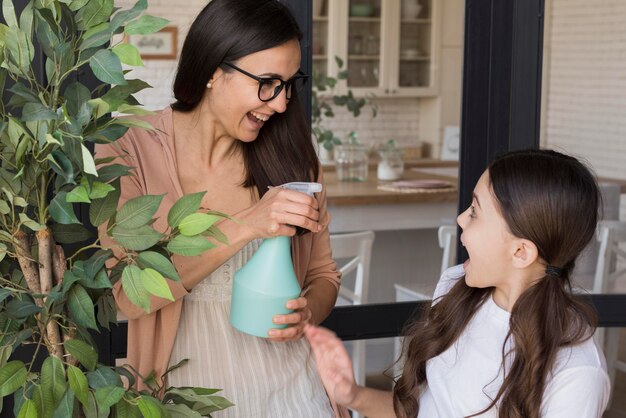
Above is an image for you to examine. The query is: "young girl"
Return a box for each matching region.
[305,149,611,418]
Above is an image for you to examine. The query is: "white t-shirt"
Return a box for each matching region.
[416,264,611,418]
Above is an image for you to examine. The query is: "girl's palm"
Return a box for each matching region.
[305,325,358,405]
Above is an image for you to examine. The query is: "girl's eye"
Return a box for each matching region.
[469,205,476,218]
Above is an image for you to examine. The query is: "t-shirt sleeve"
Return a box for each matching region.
[432,264,465,302]
[540,366,610,417]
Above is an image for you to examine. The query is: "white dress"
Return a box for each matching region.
[167,239,334,418]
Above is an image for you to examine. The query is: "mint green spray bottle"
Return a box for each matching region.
[230,182,323,338]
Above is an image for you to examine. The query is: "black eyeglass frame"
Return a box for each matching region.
[222,62,309,102]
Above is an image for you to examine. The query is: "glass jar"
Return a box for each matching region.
[335,145,368,182]
[377,149,404,180]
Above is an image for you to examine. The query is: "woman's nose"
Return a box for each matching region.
[267,89,289,113]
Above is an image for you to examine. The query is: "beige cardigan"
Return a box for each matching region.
[95,108,348,416]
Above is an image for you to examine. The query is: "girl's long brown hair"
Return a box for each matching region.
[393,149,601,418]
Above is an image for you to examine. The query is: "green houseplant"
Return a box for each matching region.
[0,0,233,416]
[311,56,377,160]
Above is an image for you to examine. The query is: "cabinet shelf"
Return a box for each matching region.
[401,18,431,24]
[313,16,329,22]
[348,17,382,23]
[313,55,328,60]
[348,55,381,60]
[400,56,430,61]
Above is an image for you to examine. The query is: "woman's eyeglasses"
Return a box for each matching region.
[223,62,309,102]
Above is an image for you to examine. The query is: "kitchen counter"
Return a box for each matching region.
[325,167,458,206]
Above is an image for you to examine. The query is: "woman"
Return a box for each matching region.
[306,149,611,417]
[96,1,344,416]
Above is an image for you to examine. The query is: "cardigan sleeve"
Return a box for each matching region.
[299,170,341,294]
[95,130,189,320]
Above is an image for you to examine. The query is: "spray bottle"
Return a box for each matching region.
[230,182,323,337]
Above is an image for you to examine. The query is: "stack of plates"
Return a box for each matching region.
[378,179,454,193]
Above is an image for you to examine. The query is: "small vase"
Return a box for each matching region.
[402,0,422,19]
[319,145,334,163]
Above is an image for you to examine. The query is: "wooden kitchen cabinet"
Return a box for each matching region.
[312,0,439,97]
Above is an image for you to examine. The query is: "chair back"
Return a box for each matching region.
[592,220,626,293]
[438,225,457,275]
[331,231,375,306]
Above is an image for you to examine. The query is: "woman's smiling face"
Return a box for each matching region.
[457,170,517,290]
[207,38,302,142]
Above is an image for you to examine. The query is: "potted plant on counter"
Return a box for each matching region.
[311,57,377,162]
[0,0,232,416]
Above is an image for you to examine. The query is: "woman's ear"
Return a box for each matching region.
[511,239,539,269]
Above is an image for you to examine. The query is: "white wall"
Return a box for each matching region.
[541,0,626,220]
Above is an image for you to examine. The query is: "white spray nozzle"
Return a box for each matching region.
[277,182,322,196]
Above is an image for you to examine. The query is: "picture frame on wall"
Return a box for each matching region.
[127,26,178,60]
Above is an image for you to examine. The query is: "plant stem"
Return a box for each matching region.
[14,230,42,304]
[37,229,63,359]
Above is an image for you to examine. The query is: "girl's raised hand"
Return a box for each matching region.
[239,187,321,239]
[304,324,358,406]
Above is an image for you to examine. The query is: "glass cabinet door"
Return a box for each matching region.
[346,0,383,90]
[397,0,434,92]
[312,1,330,77]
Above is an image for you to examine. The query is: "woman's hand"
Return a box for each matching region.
[237,188,322,240]
[304,324,358,407]
[269,297,312,341]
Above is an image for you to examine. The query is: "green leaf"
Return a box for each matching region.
[112,225,163,251]
[116,194,163,229]
[89,181,115,199]
[116,104,155,116]
[64,82,91,116]
[34,10,60,59]
[21,102,56,122]
[2,0,17,28]
[41,357,67,414]
[94,164,131,182]
[52,388,75,418]
[0,361,27,397]
[113,117,153,130]
[64,339,97,371]
[89,49,126,85]
[94,385,124,409]
[89,178,120,226]
[112,43,142,66]
[114,398,142,418]
[51,222,93,244]
[178,213,221,236]
[163,403,202,418]
[75,0,113,31]
[67,365,89,406]
[137,396,162,418]
[68,284,98,330]
[86,366,122,389]
[140,268,173,301]
[0,288,11,304]
[84,249,112,280]
[137,251,180,281]
[6,299,41,319]
[125,15,168,35]
[167,235,216,256]
[66,185,91,203]
[110,0,146,32]
[16,399,37,418]
[121,265,149,312]
[167,191,205,228]
[50,192,81,224]
[80,22,111,50]
[4,27,35,73]
[48,151,76,185]
[81,144,98,176]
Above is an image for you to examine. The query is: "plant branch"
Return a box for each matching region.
[37,229,63,359]
[14,230,42,305]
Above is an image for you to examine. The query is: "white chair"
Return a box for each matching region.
[393,224,457,376]
[590,220,626,403]
[330,230,375,403]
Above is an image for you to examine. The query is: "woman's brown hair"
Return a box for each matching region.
[171,0,318,200]
[393,149,600,418]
